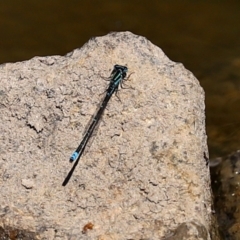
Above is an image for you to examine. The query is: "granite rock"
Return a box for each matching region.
[0,32,215,239]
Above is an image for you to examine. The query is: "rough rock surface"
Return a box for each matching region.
[0,32,214,239]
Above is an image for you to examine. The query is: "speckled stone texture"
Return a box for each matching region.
[0,32,215,239]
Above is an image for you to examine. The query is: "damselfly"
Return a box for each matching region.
[62,64,128,186]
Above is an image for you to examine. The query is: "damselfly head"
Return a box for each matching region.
[114,64,128,73]
[111,65,128,80]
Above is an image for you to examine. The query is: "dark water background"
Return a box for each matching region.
[1,1,240,158]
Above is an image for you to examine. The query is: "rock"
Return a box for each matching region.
[0,32,217,239]
[21,178,35,189]
[211,150,240,239]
